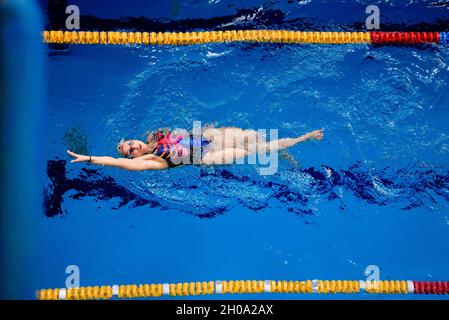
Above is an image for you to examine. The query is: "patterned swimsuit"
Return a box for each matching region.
[149,130,210,167]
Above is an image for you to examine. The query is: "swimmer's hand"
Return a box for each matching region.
[67,150,89,163]
[308,129,324,140]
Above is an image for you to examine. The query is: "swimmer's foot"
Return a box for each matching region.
[279,150,299,167]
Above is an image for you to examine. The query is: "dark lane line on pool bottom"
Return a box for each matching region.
[43,159,449,218]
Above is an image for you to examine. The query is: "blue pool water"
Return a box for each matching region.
[33,0,449,299]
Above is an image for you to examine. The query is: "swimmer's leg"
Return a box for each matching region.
[252,130,324,152]
[201,130,323,165]
[200,139,302,165]
[279,149,299,167]
[257,137,309,152]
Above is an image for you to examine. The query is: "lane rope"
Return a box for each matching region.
[42,30,447,46]
[37,279,449,300]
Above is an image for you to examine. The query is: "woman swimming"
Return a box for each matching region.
[67,127,324,171]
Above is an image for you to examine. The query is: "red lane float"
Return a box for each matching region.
[371,32,440,45]
[413,281,449,294]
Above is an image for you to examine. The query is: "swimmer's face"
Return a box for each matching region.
[120,140,147,158]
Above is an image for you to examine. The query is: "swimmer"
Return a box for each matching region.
[67,127,324,171]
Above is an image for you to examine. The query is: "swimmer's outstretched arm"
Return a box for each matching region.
[66,150,168,171]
